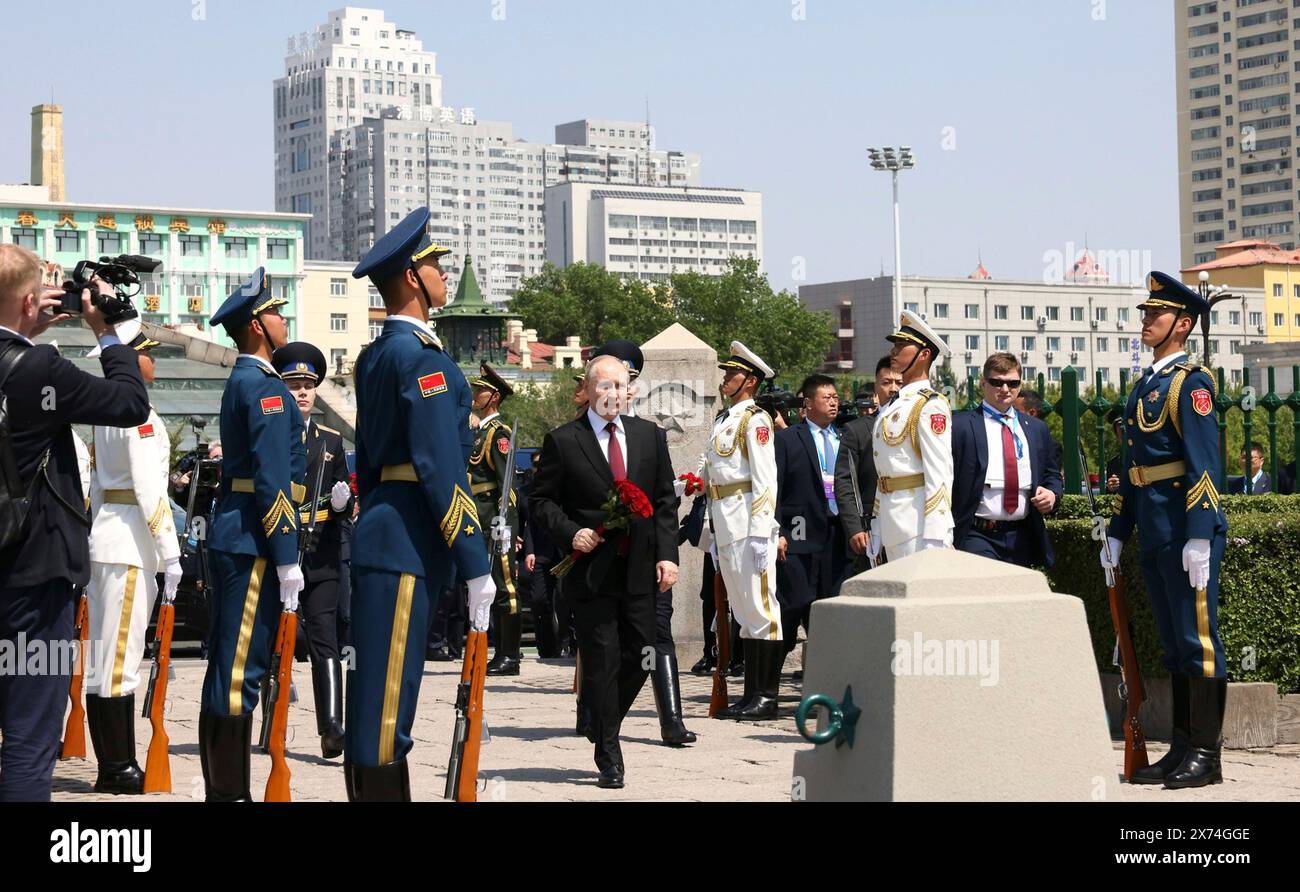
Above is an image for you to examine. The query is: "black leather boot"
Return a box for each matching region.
[344,759,411,802]
[486,610,521,676]
[198,710,253,802]
[735,640,783,721]
[88,694,145,795]
[312,657,345,760]
[726,623,745,678]
[1131,673,1189,784]
[715,639,757,719]
[650,652,697,746]
[1164,676,1227,789]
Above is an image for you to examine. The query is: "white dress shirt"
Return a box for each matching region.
[587,408,627,468]
[977,402,1032,521]
[1145,351,1187,384]
[805,417,840,515]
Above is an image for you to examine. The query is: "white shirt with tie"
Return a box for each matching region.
[587,408,627,468]
[804,417,840,516]
[977,402,1032,522]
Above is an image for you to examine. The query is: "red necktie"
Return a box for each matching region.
[606,422,626,481]
[1001,417,1019,514]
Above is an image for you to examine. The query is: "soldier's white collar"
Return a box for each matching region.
[386,313,438,341]
[1149,351,1187,379]
[240,353,276,376]
[727,398,756,415]
[897,379,932,397]
[478,411,500,427]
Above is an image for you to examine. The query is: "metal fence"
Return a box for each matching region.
[959,365,1300,494]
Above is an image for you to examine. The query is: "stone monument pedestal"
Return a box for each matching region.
[793,550,1118,802]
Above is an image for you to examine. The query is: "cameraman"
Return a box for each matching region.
[0,243,149,801]
[172,438,222,499]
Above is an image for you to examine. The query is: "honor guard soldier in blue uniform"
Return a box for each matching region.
[348,208,496,801]
[200,268,307,801]
[272,341,354,760]
[1103,271,1228,790]
[468,363,522,676]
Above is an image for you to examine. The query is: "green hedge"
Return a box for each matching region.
[1044,494,1300,695]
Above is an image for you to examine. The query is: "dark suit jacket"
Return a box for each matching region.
[950,408,1062,568]
[301,419,354,583]
[0,331,149,589]
[775,421,837,555]
[520,471,561,566]
[1228,471,1272,495]
[831,413,878,545]
[530,414,678,599]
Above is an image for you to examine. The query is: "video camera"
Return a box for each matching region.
[755,387,802,424]
[838,394,879,424]
[57,254,160,325]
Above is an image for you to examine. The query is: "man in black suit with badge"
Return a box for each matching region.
[529,355,680,789]
[0,243,150,801]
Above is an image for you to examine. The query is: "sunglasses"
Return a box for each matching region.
[986,377,1021,389]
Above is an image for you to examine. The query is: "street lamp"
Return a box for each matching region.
[868,145,916,324]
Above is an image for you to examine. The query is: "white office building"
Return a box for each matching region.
[545,182,762,284]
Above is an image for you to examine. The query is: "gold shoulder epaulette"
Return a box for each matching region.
[412,329,442,350]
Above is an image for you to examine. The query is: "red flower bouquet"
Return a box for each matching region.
[678,473,705,497]
[552,479,655,578]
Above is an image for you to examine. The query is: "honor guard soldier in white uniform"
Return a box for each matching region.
[868,310,955,561]
[84,320,182,794]
[701,342,783,721]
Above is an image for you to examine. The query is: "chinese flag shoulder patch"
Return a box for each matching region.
[930,414,948,435]
[496,436,510,455]
[136,423,154,438]
[1191,388,1213,417]
[260,396,284,415]
[755,426,771,446]
[419,372,448,398]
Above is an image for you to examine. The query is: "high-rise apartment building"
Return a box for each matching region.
[1176,0,1297,268]
[274,7,443,259]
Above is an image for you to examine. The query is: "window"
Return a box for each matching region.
[55,230,80,252]
[1021,336,1036,351]
[933,303,949,318]
[368,287,383,310]
[1229,311,1240,326]
[179,235,203,257]
[330,278,347,297]
[1097,338,1108,353]
[965,304,979,319]
[1119,338,1131,353]
[1098,368,1110,384]
[1022,367,1037,381]
[1071,337,1086,352]
[965,335,980,350]
[138,233,164,256]
[1070,307,1084,322]
[1250,311,1264,327]
[994,305,1008,320]
[1046,307,1060,321]
[1118,308,1130,323]
[96,231,123,255]
[1048,367,1061,383]
[994,335,1009,351]
[330,314,348,332]
[11,228,37,250]
[1094,307,1107,322]
[1047,337,1061,351]
[224,238,249,259]
[267,239,291,260]
[609,214,637,230]
[1273,283,1283,297]
[368,320,383,342]
[1021,305,1035,320]
[1274,313,1285,327]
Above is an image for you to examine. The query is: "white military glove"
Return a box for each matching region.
[466,573,496,631]
[867,517,882,560]
[748,536,768,569]
[1182,538,1211,590]
[921,538,949,551]
[276,563,305,612]
[673,477,687,499]
[330,480,351,511]
[163,557,183,603]
[1099,536,1124,571]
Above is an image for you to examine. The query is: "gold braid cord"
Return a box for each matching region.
[924,484,951,516]
[1112,495,1124,517]
[261,491,297,537]
[1186,471,1221,513]
[750,488,775,516]
[147,498,169,536]
[714,407,762,459]
[1168,369,1188,439]
[881,392,933,459]
[441,484,481,547]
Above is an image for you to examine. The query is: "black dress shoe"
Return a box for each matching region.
[690,656,715,676]
[486,655,521,676]
[426,644,454,662]
[597,765,625,789]
[727,661,745,679]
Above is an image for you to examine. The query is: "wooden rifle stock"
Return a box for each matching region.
[452,630,488,802]
[1106,567,1149,780]
[142,602,175,793]
[61,592,90,760]
[263,609,298,802]
[709,573,730,717]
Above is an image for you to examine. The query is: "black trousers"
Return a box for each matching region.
[299,576,341,664]
[958,521,1034,568]
[573,590,655,773]
[527,559,562,657]
[0,579,76,802]
[430,580,466,657]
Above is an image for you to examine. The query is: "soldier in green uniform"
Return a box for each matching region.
[468,363,522,676]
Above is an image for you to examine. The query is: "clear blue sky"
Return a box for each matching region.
[0,0,1176,293]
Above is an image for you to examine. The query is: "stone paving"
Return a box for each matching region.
[48,650,1300,803]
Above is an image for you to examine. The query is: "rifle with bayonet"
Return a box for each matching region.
[446,420,517,801]
[60,590,90,760]
[1079,440,1148,781]
[141,597,175,792]
[260,457,326,802]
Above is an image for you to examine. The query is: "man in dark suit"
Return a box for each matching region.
[530,355,679,788]
[1228,442,1272,494]
[775,375,849,659]
[0,243,150,801]
[951,353,1062,568]
[833,356,902,569]
[521,451,566,657]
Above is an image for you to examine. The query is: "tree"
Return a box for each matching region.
[508,262,673,346]
[499,371,583,447]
